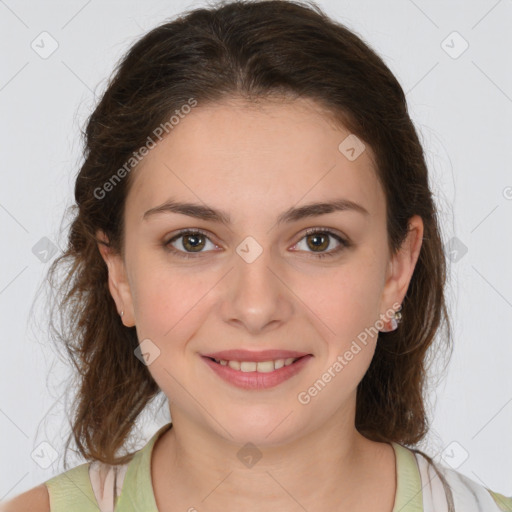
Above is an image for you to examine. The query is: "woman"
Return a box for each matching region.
[3,0,510,510]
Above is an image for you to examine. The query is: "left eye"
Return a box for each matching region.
[292,228,349,259]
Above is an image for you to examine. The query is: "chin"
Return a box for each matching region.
[211,410,303,448]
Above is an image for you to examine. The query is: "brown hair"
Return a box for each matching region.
[43,0,453,505]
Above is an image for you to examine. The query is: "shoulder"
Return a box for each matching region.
[486,489,512,511]
[0,462,92,512]
[412,449,512,511]
[44,461,99,511]
[0,483,50,512]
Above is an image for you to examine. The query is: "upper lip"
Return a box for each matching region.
[202,349,311,362]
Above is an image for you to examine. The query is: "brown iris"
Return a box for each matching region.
[306,232,329,252]
[181,233,206,252]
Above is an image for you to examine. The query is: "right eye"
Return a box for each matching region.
[164,229,219,259]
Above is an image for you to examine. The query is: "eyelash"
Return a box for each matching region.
[164,227,350,260]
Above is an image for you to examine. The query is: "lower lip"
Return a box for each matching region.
[201,355,313,390]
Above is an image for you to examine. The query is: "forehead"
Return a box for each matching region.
[126,97,384,221]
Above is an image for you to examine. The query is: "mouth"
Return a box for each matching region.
[201,353,313,390]
[204,355,307,373]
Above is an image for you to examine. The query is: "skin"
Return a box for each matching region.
[96,97,424,512]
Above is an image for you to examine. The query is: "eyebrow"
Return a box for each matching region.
[142,197,369,225]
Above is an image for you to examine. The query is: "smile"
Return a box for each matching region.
[210,357,300,372]
[202,354,313,390]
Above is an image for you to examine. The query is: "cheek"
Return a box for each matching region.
[292,264,383,409]
[294,257,384,345]
[130,267,212,397]
[132,265,209,341]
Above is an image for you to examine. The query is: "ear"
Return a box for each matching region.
[96,229,135,327]
[378,215,424,329]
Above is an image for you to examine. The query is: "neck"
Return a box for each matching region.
[151,403,396,511]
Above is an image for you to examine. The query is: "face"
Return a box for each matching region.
[98,97,423,447]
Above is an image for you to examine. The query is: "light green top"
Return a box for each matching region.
[44,422,511,511]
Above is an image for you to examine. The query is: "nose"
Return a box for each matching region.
[219,244,294,335]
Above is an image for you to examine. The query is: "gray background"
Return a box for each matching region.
[1,0,511,500]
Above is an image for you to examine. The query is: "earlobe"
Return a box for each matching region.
[95,230,136,327]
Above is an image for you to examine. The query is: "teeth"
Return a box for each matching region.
[228,360,241,370]
[217,357,299,372]
[240,361,257,372]
[274,359,285,369]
